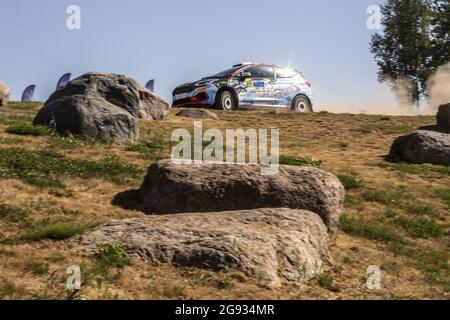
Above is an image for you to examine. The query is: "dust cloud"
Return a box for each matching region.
[427,62,450,112]
[316,63,449,116]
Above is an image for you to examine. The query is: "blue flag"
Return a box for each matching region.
[145,79,155,92]
[21,85,36,102]
[56,73,71,90]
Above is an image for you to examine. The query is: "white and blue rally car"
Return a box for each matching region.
[172,62,314,112]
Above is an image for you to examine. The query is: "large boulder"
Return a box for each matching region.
[388,130,450,165]
[0,82,11,106]
[437,103,450,132]
[137,160,345,236]
[134,81,170,120]
[33,72,169,143]
[176,108,219,120]
[80,208,331,287]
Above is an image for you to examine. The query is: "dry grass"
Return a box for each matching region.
[0,102,448,300]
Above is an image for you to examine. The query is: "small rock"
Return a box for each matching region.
[80,208,332,287]
[137,160,345,236]
[176,109,219,120]
[388,130,450,165]
[437,103,450,132]
[0,82,11,106]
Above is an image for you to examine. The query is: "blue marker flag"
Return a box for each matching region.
[21,85,36,102]
[145,79,155,92]
[56,73,71,90]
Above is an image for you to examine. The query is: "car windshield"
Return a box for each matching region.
[209,66,242,78]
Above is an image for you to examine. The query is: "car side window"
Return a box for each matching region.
[275,67,297,78]
[245,65,274,78]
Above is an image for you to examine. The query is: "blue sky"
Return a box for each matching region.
[0,0,393,112]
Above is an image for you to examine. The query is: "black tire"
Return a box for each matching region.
[215,90,237,111]
[291,95,313,113]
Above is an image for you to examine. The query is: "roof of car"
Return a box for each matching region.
[232,62,254,67]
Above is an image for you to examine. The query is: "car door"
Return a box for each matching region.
[273,67,299,106]
[240,65,276,105]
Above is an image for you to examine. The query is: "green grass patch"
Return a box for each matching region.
[24,259,49,275]
[339,216,405,244]
[125,136,167,160]
[0,137,25,144]
[279,155,323,167]
[25,221,90,241]
[354,123,415,134]
[376,162,450,177]
[393,217,443,239]
[344,195,364,210]
[316,273,338,292]
[0,148,142,188]
[389,244,449,285]
[403,203,438,217]
[362,186,405,205]
[0,280,21,299]
[434,188,450,208]
[0,115,34,126]
[0,201,28,222]
[0,237,21,245]
[95,243,131,269]
[93,243,131,282]
[6,123,53,136]
[7,102,41,110]
[337,174,362,190]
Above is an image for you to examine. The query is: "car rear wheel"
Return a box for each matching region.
[291,95,312,113]
[216,90,237,111]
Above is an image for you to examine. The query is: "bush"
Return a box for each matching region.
[95,243,131,269]
[25,221,89,241]
[94,243,131,281]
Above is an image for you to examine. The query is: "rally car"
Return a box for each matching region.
[172,62,314,112]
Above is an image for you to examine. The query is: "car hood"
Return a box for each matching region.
[176,77,227,88]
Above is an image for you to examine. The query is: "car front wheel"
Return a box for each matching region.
[216,90,237,111]
[291,95,313,113]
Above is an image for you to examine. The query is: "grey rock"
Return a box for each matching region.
[437,103,450,132]
[176,108,219,120]
[80,208,332,287]
[137,160,345,236]
[33,72,169,143]
[0,82,11,107]
[388,130,450,165]
[133,81,170,120]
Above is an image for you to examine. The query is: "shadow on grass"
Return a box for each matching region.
[417,125,449,133]
[112,189,142,211]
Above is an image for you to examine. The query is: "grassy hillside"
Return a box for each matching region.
[0,102,448,300]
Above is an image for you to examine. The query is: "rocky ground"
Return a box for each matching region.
[0,102,448,299]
